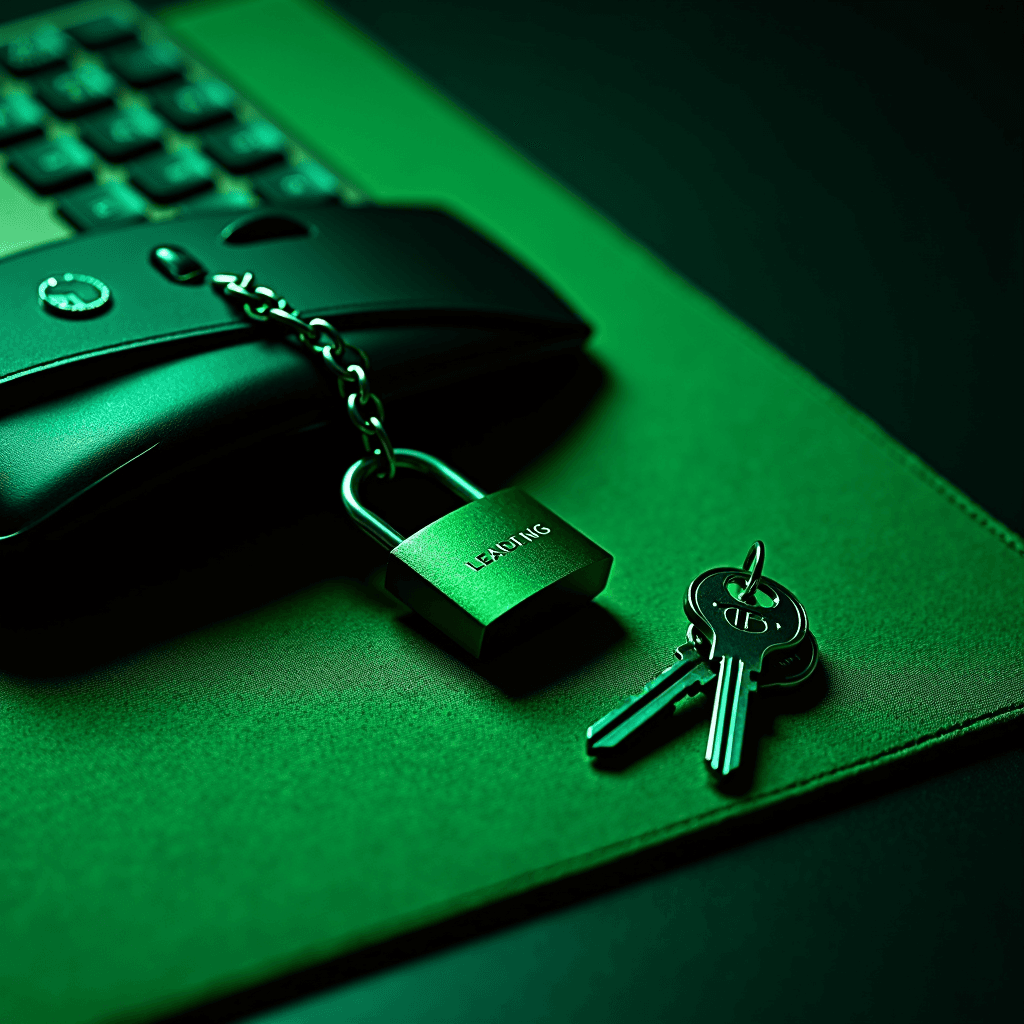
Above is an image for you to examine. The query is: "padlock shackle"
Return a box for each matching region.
[341,448,487,550]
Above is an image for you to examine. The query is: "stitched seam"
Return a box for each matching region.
[732,327,1024,558]
[294,701,1024,988]
[817,390,1024,558]
[320,699,1024,967]
[435,701,1024,904]
[579,703,1024,865]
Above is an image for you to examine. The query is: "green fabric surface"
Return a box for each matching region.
[1,1,1022,1021]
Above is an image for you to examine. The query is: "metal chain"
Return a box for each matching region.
[211,272,397,479]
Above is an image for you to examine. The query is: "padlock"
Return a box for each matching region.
[342,449,614,657]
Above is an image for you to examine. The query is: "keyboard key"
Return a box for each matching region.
[130,149,214,203]
[107,43,183,87]
[35,64,118,117]
[80,106,164,161]
[204,120,284,173]
[68,16,136,50]
[1,26,69,76]
[8,136,94,193]
[59,181,147,230]
[253,160,337,205]
[180,189,260,215]
[0,93,45,147]
[152,80,234,130]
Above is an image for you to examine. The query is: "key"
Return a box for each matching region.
[205,120,285,173]
[68,16,137,51]
[152,80,235,131]
[59,182,147,231]
[587,626,716,755]
[0,93,45,148]
[107,43,183,88]
[8,136,94,194]
[35,65,119,119]
[253,161,338,205]
[129,149,215,203]
[1,26,70,76]
[685,620,819,689]
[179,189,260,215]
[686,543,808,778]
[80,106,165,162]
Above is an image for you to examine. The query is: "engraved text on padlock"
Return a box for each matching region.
[342,450,613,657]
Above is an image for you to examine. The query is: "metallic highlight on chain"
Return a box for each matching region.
[211,272,396,479]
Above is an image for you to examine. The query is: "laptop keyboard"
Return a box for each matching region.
[0,0,367,257]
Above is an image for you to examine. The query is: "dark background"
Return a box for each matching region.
[8,0,1023,1020]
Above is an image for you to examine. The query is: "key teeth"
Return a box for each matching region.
[586,648,716,757]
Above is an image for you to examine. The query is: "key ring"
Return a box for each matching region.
[737,540,764,603]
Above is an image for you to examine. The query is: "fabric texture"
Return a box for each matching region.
[1,1,1021,1021]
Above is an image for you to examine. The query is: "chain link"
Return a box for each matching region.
[211,272,396,479]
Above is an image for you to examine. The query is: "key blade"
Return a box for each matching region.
[587,646,700,743]
[587,657,714,755]
[587,659,694,750]
[705,655,753,777]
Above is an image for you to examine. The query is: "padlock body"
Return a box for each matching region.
[385,488,612,657]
